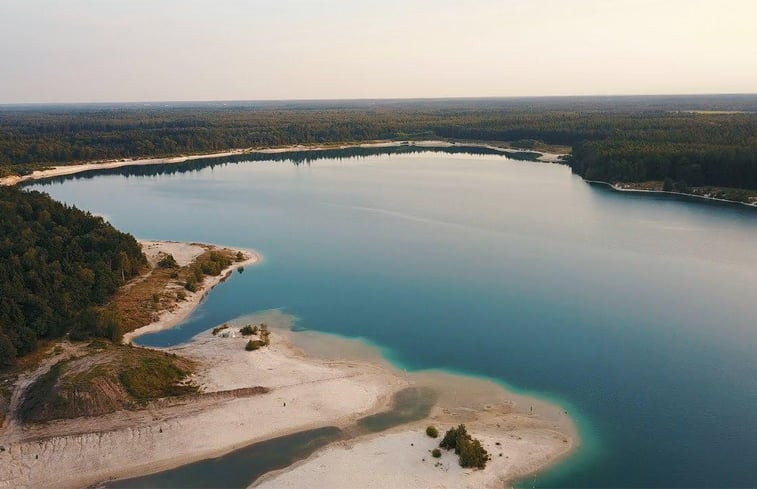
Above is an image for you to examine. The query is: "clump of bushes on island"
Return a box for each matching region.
[439,424,489,469]
[245,339,265,351]
[239,324,259,336]
[211,324,229,335]
[426,425,438,438]
[243,323,271,351]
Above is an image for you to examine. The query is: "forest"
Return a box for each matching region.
[1,95,756,190]
[0,186,146,366]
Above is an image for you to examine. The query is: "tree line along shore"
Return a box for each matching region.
[1,96,755,200]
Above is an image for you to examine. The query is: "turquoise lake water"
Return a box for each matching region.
[30,148,757,487]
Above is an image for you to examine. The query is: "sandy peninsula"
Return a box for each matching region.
[120,240,260,344]
[0,241,576,489]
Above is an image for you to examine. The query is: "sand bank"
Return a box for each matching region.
[254,332,576,489]
[120,240,260,344]
[0,241,576,489]
[0,311,408,489]
[254,428,569,489]
[0,141,566,187]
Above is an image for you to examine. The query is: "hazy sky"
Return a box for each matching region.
[1,0,756,103]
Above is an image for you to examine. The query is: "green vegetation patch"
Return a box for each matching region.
[439,424,490,469]
[18,342,197,423]
[157,254,178,268]
[239,324,258,336]
[212,324,229,336]
[118,355,196,401]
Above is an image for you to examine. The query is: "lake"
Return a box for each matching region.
[30,147,757,487]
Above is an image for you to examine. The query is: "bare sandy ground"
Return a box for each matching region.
[139,239,207,267]
[0,242,576,489]
[254,332,576,489]
[0,141,567,187]
[254,428,570,489]
[0,311,408,489]
[121,240,260,344]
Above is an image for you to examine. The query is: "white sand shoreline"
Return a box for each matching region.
[585,179,757,208]
[0,241,577,489]
[0,311,410,489]
[0,140,565,187]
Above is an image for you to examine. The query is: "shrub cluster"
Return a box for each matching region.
[239,324,259,336]
[211,324,229,336]
[245,339,266,351]
[157,254,178,268]
[439,424,489,469]
[243,323,271,351]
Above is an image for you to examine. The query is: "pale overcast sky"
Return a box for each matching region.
[1,0,755,103]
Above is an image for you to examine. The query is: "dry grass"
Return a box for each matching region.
[107,247,240,335]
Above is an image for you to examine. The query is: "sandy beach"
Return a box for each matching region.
[0,140,566,187]
[254,428,570,489]
[587,179,757,208]
[0,311,408,489]
[0,241,576,489]
[254,332,576,489]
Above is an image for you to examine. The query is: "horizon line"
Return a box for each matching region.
[2,92,757,107]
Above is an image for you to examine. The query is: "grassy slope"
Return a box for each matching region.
[18,340,197,423]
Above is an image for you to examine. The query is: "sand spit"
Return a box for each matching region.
[0,241,576,489]
[0,311,408,489]
[0,140,566,187]
[254,428,570,489]
[254,332,576,489]
[120,240,260,344]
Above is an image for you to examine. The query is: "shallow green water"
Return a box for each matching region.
[32,147,757,487]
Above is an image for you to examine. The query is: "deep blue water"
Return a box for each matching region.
[31,149,757,487]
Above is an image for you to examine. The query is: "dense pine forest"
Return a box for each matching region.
[1,95,756,190]
[0,187,145,366]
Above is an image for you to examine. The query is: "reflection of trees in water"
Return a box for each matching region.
[31,146,537,186]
